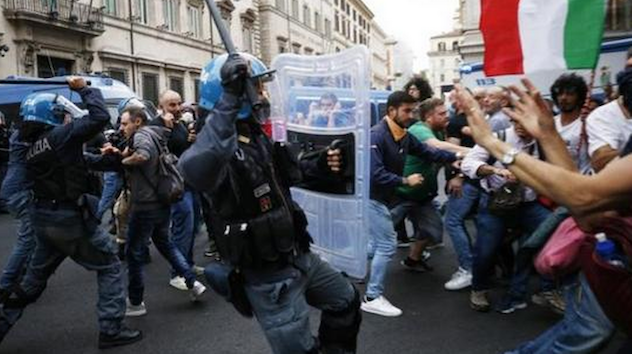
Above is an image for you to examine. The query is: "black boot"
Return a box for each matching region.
[98,325,143,349]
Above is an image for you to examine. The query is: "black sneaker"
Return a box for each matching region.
[495,293,528,314]
[98,326,143,349]
[400,257,433,272]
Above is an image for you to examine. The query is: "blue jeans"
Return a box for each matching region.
[0,204,126,338]
[96,172,122,221]
[472,193,551,298]
[127,206,196,305]
[244,252,359,354]
[0,190,36,289]
[505,274,614,354]
[444,182,480,271]
[366,200,397,299]
[170,190,195,277]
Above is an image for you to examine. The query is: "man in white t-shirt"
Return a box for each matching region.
[587,68,632,172]
[550,74,592,174]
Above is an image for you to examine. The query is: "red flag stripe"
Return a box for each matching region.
[480,0,524,76]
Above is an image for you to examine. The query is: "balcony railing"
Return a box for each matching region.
[3,0,104,34]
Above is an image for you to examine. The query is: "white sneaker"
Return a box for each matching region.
[189,280,206,302]
[444,267,472,291]
[125,299,147,317]
[360,296,402,317]
[169,276,188,291]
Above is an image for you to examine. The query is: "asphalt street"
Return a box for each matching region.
[0,213,626,354]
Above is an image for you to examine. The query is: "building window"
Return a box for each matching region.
[440,59,445,67]
[291,0,299,18]
[242,26,254,53]
[334,12,339,32]
[134,0,148,24]
[352,9,356,21]
[277,38,288,53]
[325,18,331,38]
[275,0,285,12]
[163,0,179,32]
[292,42,301,54]
[438,42,446,51]
[194,77,201,102]
[606,0,632,31]
[314,12,321,32]
[108,68,128,84]
[187,5,203,38]
[104,0,117,16]
[142,72,159,105]
[169,76,184,96]
[440,74,445,82]
[304,47,313,55]
[303,5,310,27]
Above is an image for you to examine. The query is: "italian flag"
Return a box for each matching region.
[480,0,607,76]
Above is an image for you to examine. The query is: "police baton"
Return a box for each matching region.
[203,0,262,112]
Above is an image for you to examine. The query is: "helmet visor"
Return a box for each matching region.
[55,95,87,119]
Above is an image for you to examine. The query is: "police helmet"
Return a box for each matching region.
[19,92,86,126]
[117,97,145,115]
[199,52,275,120]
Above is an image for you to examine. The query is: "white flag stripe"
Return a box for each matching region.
[518,0,568,73]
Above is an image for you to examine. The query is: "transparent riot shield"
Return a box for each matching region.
[269,46,370,279]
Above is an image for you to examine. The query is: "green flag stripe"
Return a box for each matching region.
[564,0,606,69]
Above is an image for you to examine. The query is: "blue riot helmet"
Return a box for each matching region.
[199,52,275,121]
[19,92,86,126]
[117,97,145,115]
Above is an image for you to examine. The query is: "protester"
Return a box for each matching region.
[397,98,467,273]
[461,118,551,313]
[483,86,512,132]
[150,90,201,289]
[586,70,632,172]
[365,91,457,317]
[454,76,632,354]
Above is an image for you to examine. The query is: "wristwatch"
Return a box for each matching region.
[501,148,520,166]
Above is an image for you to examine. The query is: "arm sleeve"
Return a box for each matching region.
[66,87,111,145]
[132,131,154,163]
[461,144,490,179]
[83,152,122,172]
[408,134,457,163]
[371,133,404,188]
[178,93,242,193]
[587,108,621,156]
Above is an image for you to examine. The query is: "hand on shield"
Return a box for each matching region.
[221,54,249,97]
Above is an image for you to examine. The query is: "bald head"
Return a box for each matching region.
[483,86,509,115]
[159,90,182,119]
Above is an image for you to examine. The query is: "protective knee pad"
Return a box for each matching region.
[318,285,362,354]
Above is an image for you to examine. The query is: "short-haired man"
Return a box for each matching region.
[364,91,458,317]
[120,107,205,316]
[484,87,512,132]
[150,90,199,289]
[462,119,551,314]
[587,68,632,172]
[396,98,468,273]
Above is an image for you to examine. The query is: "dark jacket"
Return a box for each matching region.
[150,116,191,157]
[370,118,457,207]
[126,125,167,211]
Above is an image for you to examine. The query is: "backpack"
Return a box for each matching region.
[139,132,185,205]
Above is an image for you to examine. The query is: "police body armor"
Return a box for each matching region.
[27,131,90,203]
[209,126,310,269]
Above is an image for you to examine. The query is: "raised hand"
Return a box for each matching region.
[503,79,556,140]
[453,84,494,148]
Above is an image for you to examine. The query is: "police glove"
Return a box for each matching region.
[221,54,249,97]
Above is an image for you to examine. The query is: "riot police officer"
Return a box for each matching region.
[0,77,142,349]
[179,54,361,354]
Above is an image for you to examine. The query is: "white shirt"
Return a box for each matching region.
[461,127,538,202]
[586,100,632,156]
[554,115,592,175]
